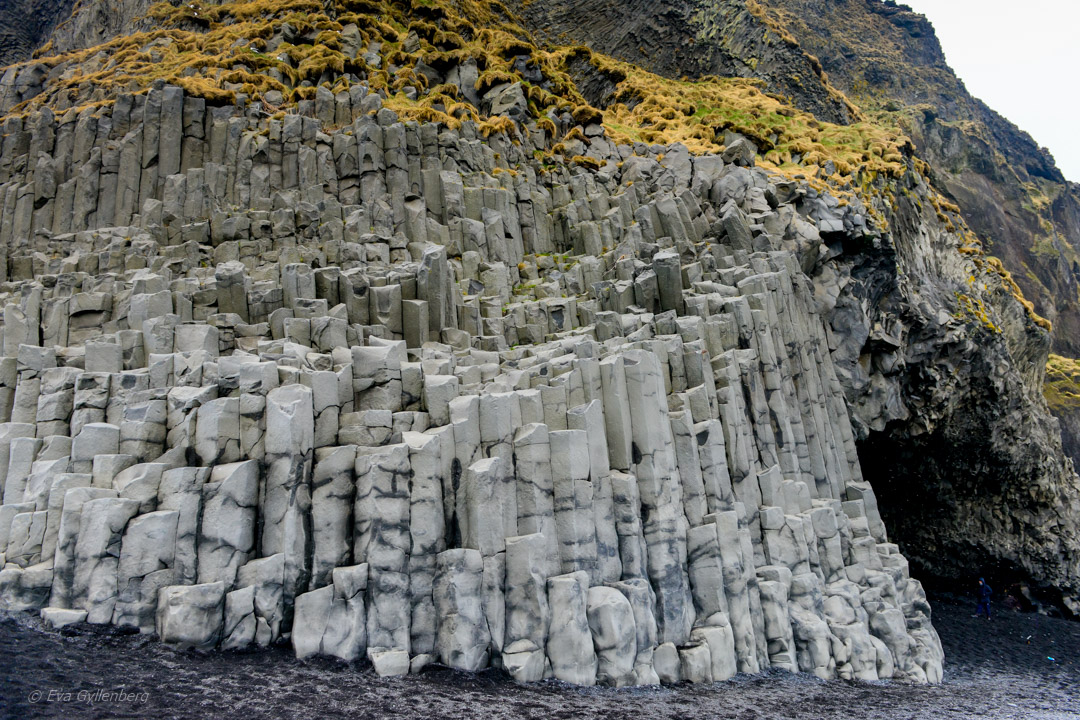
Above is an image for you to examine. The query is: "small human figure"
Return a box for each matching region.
[975,577,992,619]
[1004,591,1021,612]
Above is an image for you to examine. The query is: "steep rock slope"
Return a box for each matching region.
[758,0,1080,476]
[829,172,1080,608]
[515,0,855,125]
[33,0,158,59]
[0,0,154,65]
[759,0,1080,359]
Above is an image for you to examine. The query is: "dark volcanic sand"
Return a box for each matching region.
[1,596,1077,720]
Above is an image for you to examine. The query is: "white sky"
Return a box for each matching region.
[901,0,1080,182]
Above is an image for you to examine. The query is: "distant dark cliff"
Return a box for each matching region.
[516,0,857,125]
[0,0,75,65]
[762,0,1080,358]
[0,0,161,66]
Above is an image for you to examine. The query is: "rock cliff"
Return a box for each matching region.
[512,0,1080,607]
[0,0,1075,689]
[0,76,950,681]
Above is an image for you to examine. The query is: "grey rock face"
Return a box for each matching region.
[293,563,368,662]
[113,509,179,632]
[0,1,75,66]
[232,553,286,648]
[586,586,637,686]
[262,384,314,608]
[311,445,357,589]
[356,443,411,670]
[72,497,140,624]
[198,461,258,588]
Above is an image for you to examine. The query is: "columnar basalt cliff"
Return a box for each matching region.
[0,0,1075,690]
[0,78,952,682]
[513,0,1080,601]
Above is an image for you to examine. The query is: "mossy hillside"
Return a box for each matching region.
[570,48,914,181]
[16,0,537,112]
[6,0,917,186]
[1046,354,1080,411]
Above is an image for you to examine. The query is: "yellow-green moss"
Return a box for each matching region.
[954,289,1001,335]
[1046,355,1080,410]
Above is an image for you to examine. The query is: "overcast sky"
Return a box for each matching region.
[901,0,1080,183]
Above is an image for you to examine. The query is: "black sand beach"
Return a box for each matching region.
[2,595,1077,720]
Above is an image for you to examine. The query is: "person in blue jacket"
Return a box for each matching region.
[975,577,992,619]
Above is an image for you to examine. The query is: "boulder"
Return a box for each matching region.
[156,582,226,651]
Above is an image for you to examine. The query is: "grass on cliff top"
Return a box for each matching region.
[576,49,911,182]
[17,0,532,110]
[1046,355,1080,410]
[7,0,914,185]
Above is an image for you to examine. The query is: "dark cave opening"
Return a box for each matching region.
[857,428,1069,615]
